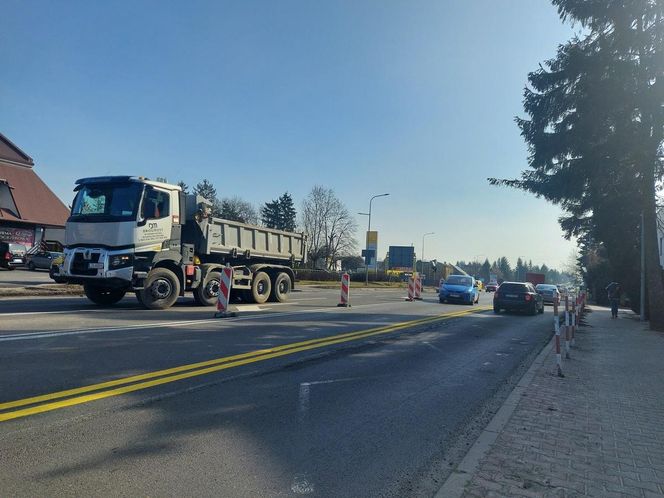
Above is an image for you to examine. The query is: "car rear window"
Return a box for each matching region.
[499,283,528,292]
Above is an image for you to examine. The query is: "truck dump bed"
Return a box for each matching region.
[201,217,306,263]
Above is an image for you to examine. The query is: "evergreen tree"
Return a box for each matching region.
[193,179,222,217]
[260,199,281,228]
[177,180,189,194]
[480,259,491,283]
[260,192,297,231]
[489,0,664,329]
[278,192,297,232]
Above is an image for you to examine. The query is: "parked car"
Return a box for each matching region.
[27,251,63,271]
[439,274,479,305]
[493,281,544,315]
[0,242,27,270]
[485,282,498,292]
[49,253,67,283]
[535,283,560,305]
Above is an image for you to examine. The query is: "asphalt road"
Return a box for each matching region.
[0,287,553,497]
[0,267,53,287]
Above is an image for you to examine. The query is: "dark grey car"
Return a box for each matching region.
[27,251,63,271]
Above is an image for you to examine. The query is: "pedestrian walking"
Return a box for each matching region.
[606,282,621,318]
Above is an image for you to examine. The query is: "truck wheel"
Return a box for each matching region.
[193,270,221,306]
[251,271,271,304]
[139,268,181,310]
[84,285,126,306]
[270,272,291,303]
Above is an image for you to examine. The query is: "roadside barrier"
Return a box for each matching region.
[214,266,237,318]
[571,297,577,347]
[564,295,571,359]
[553,296,563,377]
[337,272,351,307]
[414,275,423,300]
[405,277,415,302]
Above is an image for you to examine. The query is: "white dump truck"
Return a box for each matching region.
[56,176,306,309]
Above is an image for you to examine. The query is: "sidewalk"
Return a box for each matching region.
[454,305,664,497]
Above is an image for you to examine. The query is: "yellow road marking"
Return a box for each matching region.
[0,306,490,422]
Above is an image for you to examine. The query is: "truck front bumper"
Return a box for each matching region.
[60,247,135,287]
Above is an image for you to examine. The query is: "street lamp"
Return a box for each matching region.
[362,193,389,285]
[421,232,434,280]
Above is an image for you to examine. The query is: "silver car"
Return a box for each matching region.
[27,251,63,271]
[535,283,560,305]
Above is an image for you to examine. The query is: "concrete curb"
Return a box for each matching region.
[435,333,554,498]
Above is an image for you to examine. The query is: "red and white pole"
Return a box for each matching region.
[414,275,423,300]
[214,265,236,318]
[571,296,577,347]
[405,277,415,302]
[337,272,351,307]
[554,295,563,377]
[564,295,571,359]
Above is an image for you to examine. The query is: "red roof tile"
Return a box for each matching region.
[0,134,69,228]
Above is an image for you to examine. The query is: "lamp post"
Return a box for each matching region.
[360,193,389,285]
[421,232,434,281]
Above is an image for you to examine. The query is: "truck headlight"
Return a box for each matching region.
[110,254,133,269]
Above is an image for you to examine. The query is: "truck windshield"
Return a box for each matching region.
[70,183,143,222]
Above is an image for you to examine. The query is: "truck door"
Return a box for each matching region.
[135,186,173,253]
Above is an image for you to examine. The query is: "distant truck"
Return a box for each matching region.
[56,176,306,309]
[525,272,546,286]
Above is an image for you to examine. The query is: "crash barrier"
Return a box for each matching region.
[337,272,351,307]
[405,277,415,302]
[414,275,423,300]
[214,266,237,318]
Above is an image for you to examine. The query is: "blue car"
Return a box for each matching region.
[439,274,479,305]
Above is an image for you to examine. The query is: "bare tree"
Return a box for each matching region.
[301,186,357,269]
[219,196,259,225]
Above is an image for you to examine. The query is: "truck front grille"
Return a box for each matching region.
[70,252,101,276]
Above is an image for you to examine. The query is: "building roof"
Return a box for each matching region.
[0,134,69,228]
[0,133,34,166]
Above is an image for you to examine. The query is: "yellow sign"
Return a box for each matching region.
[366,231,378,244]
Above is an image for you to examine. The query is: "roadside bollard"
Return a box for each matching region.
[564,295,571,359]
[405,277,415,302]
[414,275,423,300]
[554,296,563,377]
[337,272,351,307]
[214,266,237,318]
[570,296,576,347]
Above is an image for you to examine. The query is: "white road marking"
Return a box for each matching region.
[423,341,444,353]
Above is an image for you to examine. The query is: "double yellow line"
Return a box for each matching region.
[0,306,490,422]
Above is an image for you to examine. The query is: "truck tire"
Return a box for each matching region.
[270,272,291,303]
[251,271,271,304]
[193,270,221,306]
[139,267,181,310]
[84,284,126,306]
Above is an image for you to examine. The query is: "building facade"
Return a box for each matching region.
[0,133,69,248]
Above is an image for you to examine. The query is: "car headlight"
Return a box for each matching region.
[109,254,133,269]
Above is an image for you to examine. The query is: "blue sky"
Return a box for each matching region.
[1,0,579,269]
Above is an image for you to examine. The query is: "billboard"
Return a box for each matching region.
[388,245,415,270]
[365,231,378,269]
[0,226,35,247]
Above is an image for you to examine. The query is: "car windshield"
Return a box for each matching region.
[70,183,143,222]
[536,284,556,290]
[446,276,472,286]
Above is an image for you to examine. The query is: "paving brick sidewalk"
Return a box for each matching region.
[462,305,664,498]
